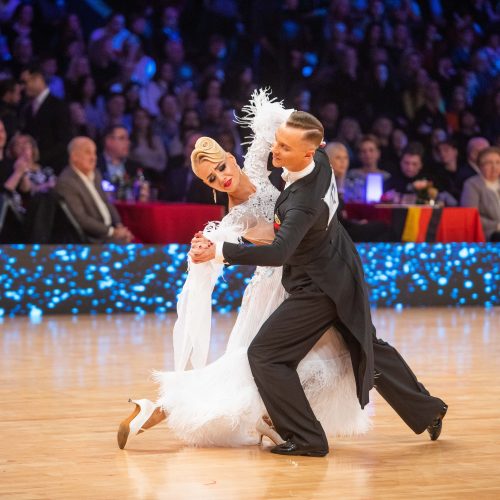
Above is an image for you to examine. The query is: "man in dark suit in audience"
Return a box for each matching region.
[96,125,141,183]
[56,137,133,244]
[0,78,22,140]
[19,64,72,173]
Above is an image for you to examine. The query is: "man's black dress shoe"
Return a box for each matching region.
[270,440,328,457]
[427,405,448,441]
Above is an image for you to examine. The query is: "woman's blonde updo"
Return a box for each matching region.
[190,136,226,176]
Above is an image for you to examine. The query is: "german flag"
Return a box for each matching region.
[399,207,443,242]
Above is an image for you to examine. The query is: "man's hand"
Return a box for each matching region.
[113,225,134,243]
[189,244,216,263]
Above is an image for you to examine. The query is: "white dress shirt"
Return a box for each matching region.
[281,160,315,188]
[32,87,50,115]
[214,161,317,263]
[73,167,114,235]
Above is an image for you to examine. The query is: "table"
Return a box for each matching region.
[345,203,486,243]
[115,202,226,244]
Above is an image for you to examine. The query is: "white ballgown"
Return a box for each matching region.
[153,91,371,446]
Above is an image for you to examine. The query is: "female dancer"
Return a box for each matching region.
[117,91,370,449]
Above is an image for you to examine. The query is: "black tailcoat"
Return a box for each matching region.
[223,149,375,408]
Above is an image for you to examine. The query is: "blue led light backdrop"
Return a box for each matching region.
[0,243,498,316]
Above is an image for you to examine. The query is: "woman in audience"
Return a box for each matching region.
[5,133,55,197]
[461,146,500,241]
[129,107,167,175]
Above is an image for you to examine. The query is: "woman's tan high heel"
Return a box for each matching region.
[256,416,285,446]
[117,399,158,449]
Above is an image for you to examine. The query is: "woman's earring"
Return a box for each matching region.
[213,189,217,204]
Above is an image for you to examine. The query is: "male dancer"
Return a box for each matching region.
[190,111,447,457]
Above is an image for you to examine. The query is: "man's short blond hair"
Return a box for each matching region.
[285,111,324,147]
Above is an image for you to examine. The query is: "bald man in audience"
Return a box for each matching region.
[56,137,133,243]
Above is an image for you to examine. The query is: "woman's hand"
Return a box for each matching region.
[190,231,213,250]
[189,232,215,263]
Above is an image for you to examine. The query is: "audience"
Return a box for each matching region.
[56,137,133,243]
[0,1,499,243]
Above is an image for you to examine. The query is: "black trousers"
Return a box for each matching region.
[248,288,446,447]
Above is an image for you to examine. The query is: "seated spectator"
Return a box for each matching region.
[56,136,133,243]
[384,143,427,197]
[460,146,500,242]
[179,109,201,139]
[427,127,448,169]
[324,142,349,196]
[326,141,395,242]
[371,115,398,175]
[346,135,391,200]
[201,96,223,137]
[461,136,490,182]
[349,135,391,178]
[96,125,141,184]
[19,64,72,173]
[433,139,467,204]
[6,133,56,196]
[129,107,167,176]
[454,108,482,154]
[318,101,339,142]
[385,128,408,168]
[99,91,131,135]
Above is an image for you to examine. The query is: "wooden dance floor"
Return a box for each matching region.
[1,307,499,499]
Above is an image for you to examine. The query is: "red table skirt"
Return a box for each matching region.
[115,202,225,244]
[345,204,485,243]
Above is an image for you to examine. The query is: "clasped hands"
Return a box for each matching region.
[189,231,216,263]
